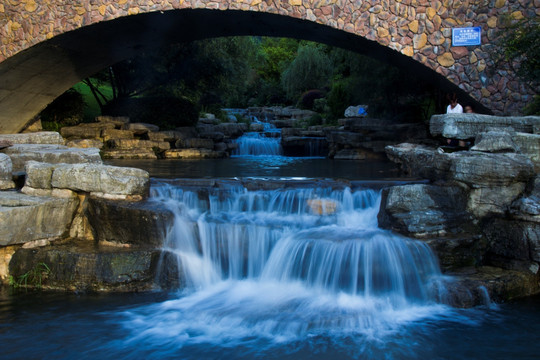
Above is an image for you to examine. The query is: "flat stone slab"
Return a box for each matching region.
[0,192,78,246]
[2,144,102,172]
[0,131,65,145]
[23,162,150,198]
[430,114,540,140]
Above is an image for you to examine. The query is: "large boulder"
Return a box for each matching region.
[385,144,535,217]
[471,128,519,153]
[0,192,78,246]
[52,164,150,198]
[86,197,174,247]
[385,143,452,180]
[430,113,540,140]
[8,240,165,292]
[0,131,65,145]
[2,144,102,172]
[449,152,534,187]
[378,183,472,238]
[23,162,150,199]
[0,153,15,189]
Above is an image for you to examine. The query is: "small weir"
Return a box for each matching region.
[123,179,453,349]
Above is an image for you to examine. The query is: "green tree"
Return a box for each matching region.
[281,44,333,102]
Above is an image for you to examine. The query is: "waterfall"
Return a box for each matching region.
[125,181,448,349]
[232,116,283,156]
[133,181,450,347]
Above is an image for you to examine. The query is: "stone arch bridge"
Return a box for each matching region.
[0,0,537,134]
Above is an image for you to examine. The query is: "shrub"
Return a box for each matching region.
[281,45,333,102]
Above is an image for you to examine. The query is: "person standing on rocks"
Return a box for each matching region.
[446,93,463,114]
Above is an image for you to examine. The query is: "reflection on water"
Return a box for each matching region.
[105,157,402,180]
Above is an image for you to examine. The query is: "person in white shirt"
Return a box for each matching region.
[438,93,467,153]
[446,93,463,113]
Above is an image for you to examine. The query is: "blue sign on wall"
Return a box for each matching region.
[452,27,482,46]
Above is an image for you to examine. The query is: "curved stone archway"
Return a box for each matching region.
[0,1,538,133]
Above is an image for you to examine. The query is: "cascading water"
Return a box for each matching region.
[120,180,452,352]
[232,116,283,156]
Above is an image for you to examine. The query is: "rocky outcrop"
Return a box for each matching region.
[386,143,535,217]
[86,197,174,247]
[430,114,540,140]
[378,184,473,238]
[22,161,150,200]
[62,116,242,159]
[8,239,165,292]
[382,113,540,305]
[326,117,428,159]
[0,192,78,246]
[2,144,102,172]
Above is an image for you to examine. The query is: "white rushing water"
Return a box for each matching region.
[233,117,283,156]
[122,181,451,348]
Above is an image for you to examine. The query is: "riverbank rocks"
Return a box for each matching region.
[22,162,150,200]
[378,184,473,238]
[2,144,102,172]
[8,239,164,292]
[326,118,428,159]
[0,131,65,145]
[0,192,78,246]
[87,197,174,247]
[386,143,535,217]
[381,113,540,304]
[430,114,540,140]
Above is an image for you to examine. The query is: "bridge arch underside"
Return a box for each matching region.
[0,9,483,134]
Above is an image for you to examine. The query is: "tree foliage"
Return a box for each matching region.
[54,35,443,126]
[281,44,333,102]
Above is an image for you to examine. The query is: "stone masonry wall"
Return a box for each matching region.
[1,0,539,114]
